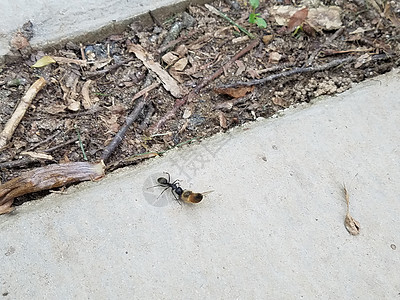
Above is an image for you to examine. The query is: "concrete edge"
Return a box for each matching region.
[1,0,213,64]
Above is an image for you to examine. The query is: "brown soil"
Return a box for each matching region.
[0,0,399,205]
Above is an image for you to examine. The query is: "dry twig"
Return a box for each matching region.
[85,59,131,77]
[0,77,47,150]
[101,96,147,162]
[217,54,389,89]
[156,29,200,55]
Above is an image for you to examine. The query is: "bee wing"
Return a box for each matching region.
[200,190,214,196]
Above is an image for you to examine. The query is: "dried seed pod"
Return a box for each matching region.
[343,185,360,235]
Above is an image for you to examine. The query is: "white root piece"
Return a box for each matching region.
[0,77,47,150]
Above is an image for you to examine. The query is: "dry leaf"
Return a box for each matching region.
[271,6,342,30]
[173,57,188,71]
[10,32,30,50]
[67,100,81,111]
[272,97,289,108]
[384,2,400,27]
[287,8,309,33]
[235,60,246,76]
[214,26,233,38]
[214,86,255,98]
[215,101,233,111]
[32,56,56,68]
[162,52,179,65]
[182,107,192,119]
[81,79,93,109]
[219,112,227,129]
[247,69,259,79]
[354,53,371,68]
[262,35,274,45]
[43,103,67,114]
[174,44,188,57]
[269,52,282,64]
[232,36,249,44]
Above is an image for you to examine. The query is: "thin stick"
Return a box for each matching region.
[0,158,39,169]
[85,59,131,77]
[217,54,389,89]
[43,137,79,153]
[101,96,147,162]
[0,77,46,150]
[151,38,260,132]
[205,4,255,39]
[52,56,87,66]
[26,130,61,151]
[156,29,200,55]
[132,82,160,102]
[75,125,87,160]
[305,27,345,66]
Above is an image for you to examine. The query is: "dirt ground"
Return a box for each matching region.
[0,0,399,205]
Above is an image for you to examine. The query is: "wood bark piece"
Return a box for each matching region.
[127,43,184,98]
[0,77,47,150]
[0,161,105,214]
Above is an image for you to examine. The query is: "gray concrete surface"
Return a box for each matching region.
[0,0,207,59]
[0,69,399,299]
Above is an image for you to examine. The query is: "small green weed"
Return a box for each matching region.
[248,0,267,29]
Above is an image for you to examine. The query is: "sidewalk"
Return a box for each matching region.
[0,0,200,59]
[1,69,399,299]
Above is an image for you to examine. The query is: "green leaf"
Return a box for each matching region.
[249,13,256,24]
[249,0,259,9]
[32,56,56,68]
[255,17,267,29]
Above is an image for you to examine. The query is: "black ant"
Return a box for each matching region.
[153,172,184,204]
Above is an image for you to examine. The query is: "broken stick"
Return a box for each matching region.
[0,77,46,150]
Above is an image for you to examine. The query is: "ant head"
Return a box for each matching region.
[157,177,168,184]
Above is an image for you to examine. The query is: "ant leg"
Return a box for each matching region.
[147,183,163,190]
[163,172,171,183]
[172,191,182,206]
[157,187,170,198]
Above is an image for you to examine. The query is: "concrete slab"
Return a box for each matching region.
[1,69,399,298]
[0,0,206,60]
